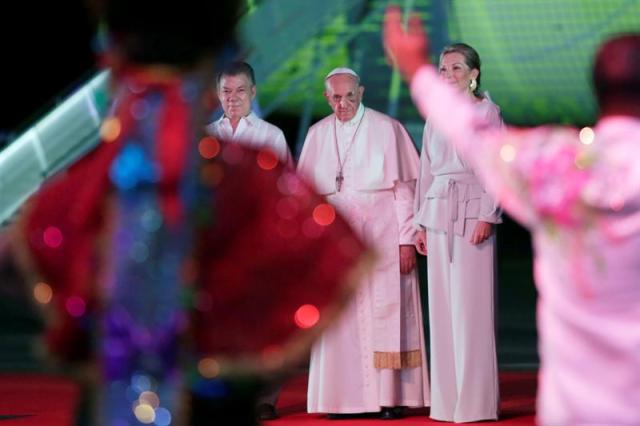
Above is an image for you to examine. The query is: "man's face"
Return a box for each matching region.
[324,74,364,122]
[217,73,256,121]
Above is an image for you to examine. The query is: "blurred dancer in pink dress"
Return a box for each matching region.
[384,7,640,425]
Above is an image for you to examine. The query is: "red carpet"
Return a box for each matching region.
[269,371,537,425]
[0,371,536,425]
[0,374,80,426]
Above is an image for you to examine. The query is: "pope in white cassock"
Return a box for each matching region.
[297,67,430,419]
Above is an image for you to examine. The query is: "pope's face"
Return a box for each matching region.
[439,52,479,94]
[324,74,364,122]
[218,73,256,121]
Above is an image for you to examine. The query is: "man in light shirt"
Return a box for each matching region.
[298,67,429,419]
[206,61,292,165]
[208,61,292,420]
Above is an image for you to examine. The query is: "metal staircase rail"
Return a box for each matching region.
[0,71,110,226]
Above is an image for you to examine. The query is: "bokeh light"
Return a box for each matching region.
[198,357,220,379]
[100,117,122,142]
[277,172,302,195]
[294,304,320,329]
[153,407,172,426]
[133,403,156,424]
[130,241,150,263]
[198,137,220,159]
[579,127,595,145]
[574,152,592,170]
[139,391,160,409]
[141,209,162,232]
[257,149,278,170]
[65,296,86,317]
[43,226,63,248]
[312,203,336,226]
[499,144,517,163]
[109,145,157,190]
[33,282,53,304]
[132,374,152,393]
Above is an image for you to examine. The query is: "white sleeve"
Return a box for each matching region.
[393,179,418,245]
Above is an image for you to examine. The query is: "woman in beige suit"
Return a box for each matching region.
[414,43,502,423]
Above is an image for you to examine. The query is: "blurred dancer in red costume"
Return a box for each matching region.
[14,1,368,425]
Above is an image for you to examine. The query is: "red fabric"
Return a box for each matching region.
[194,143,365,356]
[0,370,535,425]
[0,374,80,426]
[154,78,190,226]
[24,138,122,360]
[23,70,191,359]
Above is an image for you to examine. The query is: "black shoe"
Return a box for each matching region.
[257,403,278,421]
[394,406,406,418]
[327,413,357,420]
[327,413,345,420]
[380,406,405,420]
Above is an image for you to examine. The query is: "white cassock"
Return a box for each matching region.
[206,111,292,165]
[298,103,430,414]
[411,65,640,425]
[415,96,502,422]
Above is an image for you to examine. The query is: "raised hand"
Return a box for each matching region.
[383,6,431,83]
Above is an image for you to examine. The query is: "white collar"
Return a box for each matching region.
[336,103,365,128]
[218,111,257,127]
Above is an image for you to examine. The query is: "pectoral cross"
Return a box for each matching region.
[335,171,344,192]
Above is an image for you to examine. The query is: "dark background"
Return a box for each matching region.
[0,1,96,143]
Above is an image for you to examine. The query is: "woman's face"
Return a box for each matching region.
[439,52,479,94]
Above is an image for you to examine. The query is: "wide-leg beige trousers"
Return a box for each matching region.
[426,219,499,423]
